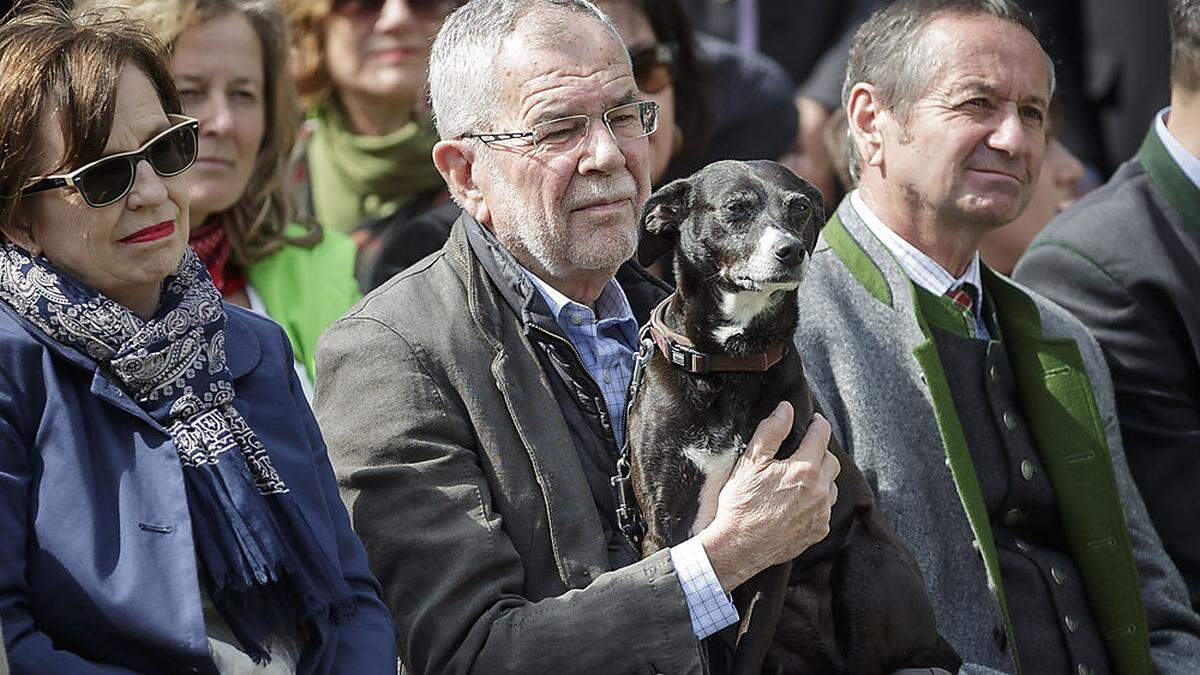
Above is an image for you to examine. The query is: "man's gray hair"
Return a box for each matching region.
[842,0,1057,181]
[428,0,626,141]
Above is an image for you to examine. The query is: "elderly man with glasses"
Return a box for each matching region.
[313,0,839,672]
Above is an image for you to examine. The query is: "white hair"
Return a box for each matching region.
[428,0,628,141]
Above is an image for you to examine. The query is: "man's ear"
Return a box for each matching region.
[433,140,491,225]
[637,177,690,267]
[846,82,886,172]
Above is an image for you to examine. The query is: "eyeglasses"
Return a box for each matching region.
[331,0,454,18]
[461,101,659,154]
[22,115,198,208]
[630,43,677,95]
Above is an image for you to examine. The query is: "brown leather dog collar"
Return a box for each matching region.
[647,295,787,373]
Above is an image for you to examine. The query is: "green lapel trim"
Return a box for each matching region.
[984,268,1152,675]
[915,286,975,338]
[910,289,1021,672]
[822,210,892,307]
[1137,126,1200,235]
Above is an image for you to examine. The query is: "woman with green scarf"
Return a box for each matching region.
[287,0,458,287]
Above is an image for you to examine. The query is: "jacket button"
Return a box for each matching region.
[988,364,999,383]
[1003,411,1017,431]
[1014,538,1031,553]
[1064,615,1078,632]
[1003,508,1025,526]
[1020,460,1036,480]
[992,624,1008,650]
[1077,664,1092,675]
[1052,566,1067,585]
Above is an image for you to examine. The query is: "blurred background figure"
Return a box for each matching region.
[1016,0,1200,612]
[285,0,458,286]
[1013,0,1171,186]
[81,0,362,399]
[0,3,395,670]
[682,0,889,204]
[980,99,1085,274]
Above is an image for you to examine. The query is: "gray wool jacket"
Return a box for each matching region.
[793,197,1200,674]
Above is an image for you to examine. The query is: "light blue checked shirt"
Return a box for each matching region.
[852,190,991,339]
[523,269,740,640]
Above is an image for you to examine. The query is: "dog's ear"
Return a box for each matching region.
[637,178,691,267]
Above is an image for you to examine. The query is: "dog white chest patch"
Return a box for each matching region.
[682,441,742,536]
[714,290,778,345]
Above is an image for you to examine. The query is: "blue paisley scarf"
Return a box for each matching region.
[0,240,354,663]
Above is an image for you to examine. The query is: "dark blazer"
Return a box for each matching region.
[314,213,705,674]
[0,301,396,674]
[681,0,888,108]
[1015,126,1200,611]
[661,33,800,183]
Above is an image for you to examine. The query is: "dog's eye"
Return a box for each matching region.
[787,196,810,215]
[723,201,752,219]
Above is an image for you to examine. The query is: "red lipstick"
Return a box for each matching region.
[119,220,175,244]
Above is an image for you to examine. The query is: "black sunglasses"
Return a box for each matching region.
[630,42,677,95]
[332,0,454,17]
[21,115,198,208]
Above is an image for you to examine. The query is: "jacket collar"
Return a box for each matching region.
[458,210,670,333]
[1138,123,1200,234]
[447,210,671,586]
[824,196,1049,341]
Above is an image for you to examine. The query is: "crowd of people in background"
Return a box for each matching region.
[0,0,1196,672]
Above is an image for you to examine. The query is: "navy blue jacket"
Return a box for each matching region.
[0,300,396,674]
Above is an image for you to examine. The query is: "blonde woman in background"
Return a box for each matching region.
[81,0,361,399]
[285,0,459,284]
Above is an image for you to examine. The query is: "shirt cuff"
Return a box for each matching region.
[670,536,740,640]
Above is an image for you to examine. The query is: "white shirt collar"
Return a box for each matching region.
[850,190,984,300]
[1154,106,1200,190]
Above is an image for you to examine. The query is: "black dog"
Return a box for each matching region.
[626,160,959,674]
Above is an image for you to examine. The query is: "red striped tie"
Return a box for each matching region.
[946,285,975,315]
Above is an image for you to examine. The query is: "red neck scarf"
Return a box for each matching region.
[189,218,247,297]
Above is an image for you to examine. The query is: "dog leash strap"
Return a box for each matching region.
[611,328,654,549]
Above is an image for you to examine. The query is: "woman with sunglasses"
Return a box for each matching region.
[285,0,461,288]
[82,0,362,400]
[0,3,396,672]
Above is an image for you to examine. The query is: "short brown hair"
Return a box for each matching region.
[80,0,317,265]
[1170,0,1200,92]
[0,1,180,230]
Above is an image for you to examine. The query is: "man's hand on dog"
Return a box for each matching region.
[698,401,841,593]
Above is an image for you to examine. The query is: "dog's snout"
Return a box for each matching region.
[772,235,804,266]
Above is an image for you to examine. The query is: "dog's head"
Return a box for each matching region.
[639,160,824,292]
